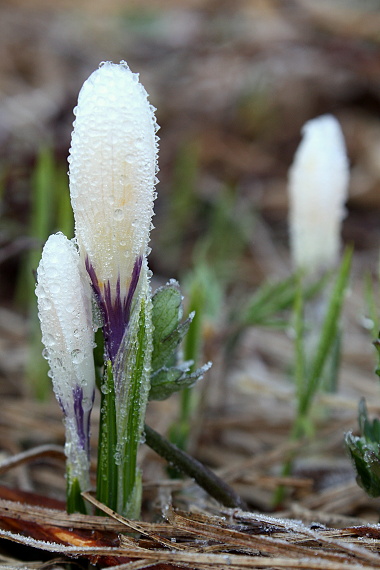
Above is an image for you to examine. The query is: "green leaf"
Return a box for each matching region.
[93,327,105,391]
[66,475,88,515]
[293,276,306,405]
[149,361,211,401]
[345,398,380,498]
[373,419,380,442]
[151,281,192,372]
[96,360,118,513]
[114,284,153,518]
[364,273,380,341]
[357,398,380,450]
[298,248,352,416]
[240,271,329,329]
[149,277,212,402]
[346,431,380,497]
[374,337,380,379]
[242,275,298,327]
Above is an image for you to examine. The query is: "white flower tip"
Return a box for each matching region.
[36,232,95,411]
[288,114,350,272]
[68,61,159,287]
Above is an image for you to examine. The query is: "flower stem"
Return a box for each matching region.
[144,423,246,510]
[274,249,352,507]
[116,293,152,518]
[67,474,88,514]
[172,277,205,454]
[96,361,118,513]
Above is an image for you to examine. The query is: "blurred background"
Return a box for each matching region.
[3,0,380,292]
[2,0,380,517]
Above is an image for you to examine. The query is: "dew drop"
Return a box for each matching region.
[114,208,124,221]
[71,349,84,364]
[101,383,111,395]
[44,333,55,347]
[82,397,93,411]
[52,356,63,368]
[50,282,60,294]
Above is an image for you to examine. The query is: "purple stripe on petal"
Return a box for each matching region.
[86,255,143,362]
[57,395,67,416]
[124,255,143,325]
[85,393,93,454]
[86,257,102,302]
[73,384,86,450]
[72,384,93,457]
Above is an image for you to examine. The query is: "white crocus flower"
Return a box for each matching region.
[68,61,158,517]
[36,232,95,494]
[68,61,158,362]
[288,114,349,274]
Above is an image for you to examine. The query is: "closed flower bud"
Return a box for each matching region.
[68,61,159,361]
[36,232,95,490]
[288,114,349,273]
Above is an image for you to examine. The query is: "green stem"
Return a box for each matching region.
[96,361,118,513]
[272,456,293,508]
[119,337,145,518]
[175,279,204,452]
[274,250,352,508]
[144,423,246,510]
[117,295,151,518]
[273,418,305,508]
[67,475,87,515]
[298,248,352,416]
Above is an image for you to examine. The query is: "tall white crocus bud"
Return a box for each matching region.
[36,232,95,494]
[288,114,349,274]
[68,61,158,362]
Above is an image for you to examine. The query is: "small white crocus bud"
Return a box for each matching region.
[36,232,95,492]
[68,61,158,362]
[288,114,349,274]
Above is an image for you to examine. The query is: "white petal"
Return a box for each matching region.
[68,61,159,293]
[35,232,95,413]
[288,114,349,272]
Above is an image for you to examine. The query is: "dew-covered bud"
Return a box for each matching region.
[36,232,95,492]
[68,61,159,361]
[288,114,349,273]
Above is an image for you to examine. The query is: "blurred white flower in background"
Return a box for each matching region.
[288,114,349,274]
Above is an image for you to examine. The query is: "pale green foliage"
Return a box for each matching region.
[149,280,210,401]
[346,399,380,498]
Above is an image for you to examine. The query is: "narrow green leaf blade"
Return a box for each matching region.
[299,247,352,415]
[96,361,118,513]
[114,282,153,518]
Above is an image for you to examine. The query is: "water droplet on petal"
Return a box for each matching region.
[50,282,60,294]
[82,396,93,411]
[71,349,84,364]
[44,333,55,347]
[114,208,124,221]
